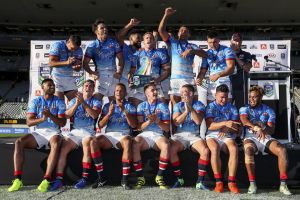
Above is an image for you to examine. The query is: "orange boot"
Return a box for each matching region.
[214,182,224,193]
[228,182,240,194]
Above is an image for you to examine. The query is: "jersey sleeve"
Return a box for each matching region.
[27,98,38,115]
[126,103,137,115]
[113,39,122,54]
[159,103,170,122]
[49,42,60,57]
[225,47,236,60]
[84,43,95,59]
[173,102,181,115]
[75,48,83,60]
[159,49,169,65]
[231,105,239,121]
[239,106,249,116]
[205,103,215,119]
[57,99,66,117]
[267,107,276,125]
[93,99,102,110]
[194,101,205,113]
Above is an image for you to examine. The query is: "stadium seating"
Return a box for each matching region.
[0,102,27,119]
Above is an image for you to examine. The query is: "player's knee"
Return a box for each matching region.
[160,141,170,151]
[122,137,132,149]
[278,146,287,158]
[90,137,99,148]
[50,135,62,148]
[228,144,238,155]
[208,143,219,154]
[202,147,210,158]
[132,140,141,152]
[15,138,24,149]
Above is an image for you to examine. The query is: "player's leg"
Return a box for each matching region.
[191,139,210,190]
[8,134,38,192]
[118,135,133,189]
[268,140,292,195]
[206,138,223,193]
[224,138,239,194]
[169,139,185,188]
[243,139,257,194]
[90,135,113,188]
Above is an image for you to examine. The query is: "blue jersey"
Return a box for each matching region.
[137,100,170,134]
[131,48,169,78]
[201,45,235,80]
[27,96,66,130]
[84,38,122,73]
[239,104,276,128]
[166,36,199,80]
[205,101,239,136]
[68,97,102,133]
[49,41,83,77]
[121,44,137,81]
[173,100,205,134]
[103,100,136,133]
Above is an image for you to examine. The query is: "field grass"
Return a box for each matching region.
[0,134,24,138]
[1,185,300,200]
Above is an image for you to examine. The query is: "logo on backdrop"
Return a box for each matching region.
[264,82,274,97]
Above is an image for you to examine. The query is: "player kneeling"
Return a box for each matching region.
[170,84,210,190]
[240,86,292,195]
[90,83,137,190]
[50,80,102,190]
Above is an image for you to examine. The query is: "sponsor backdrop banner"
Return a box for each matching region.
[29,40,290,133]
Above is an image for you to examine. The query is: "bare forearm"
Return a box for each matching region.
[190,110,203,125]
[191,49,207,58]
[65,105,79,119]
[125,113,137,128]
[49,60,69,67]
[48,115,66,127]
[26,118,45,127]
[156,67,170,82]
[158,15,170,41]
[139,120,151,131]
[157,121,170,132]
[82,102,99,119]
[207,121,226,131]
[174,112,188,126]
[99,114,112,128]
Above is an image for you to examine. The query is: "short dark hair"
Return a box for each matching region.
[207,31,218,39]
[144,83,156,93]
[143,32,153,38]
[116,83,127,93]
[216,84,229,93]
[249,85,265,96]
[41,78,54,85]
[68,35,81,46]
[92,18,105,33]
[84,79,95,87]
[181,84,195,94]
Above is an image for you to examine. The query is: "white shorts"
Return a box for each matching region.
[99,131,130,149]
[64,129,94,147]
[171,132,202,149]
[207,78,232,101]
[95,73,119,97]
[52,76,78,93]
[206,131,236,147]
[169,79,198,96]
[244,132,275,155]
[31,128,61,149]
[138,131,165,149]
[129,84,165,102]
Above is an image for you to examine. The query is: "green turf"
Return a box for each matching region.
[0,186,299,200]
[0,134,24,138]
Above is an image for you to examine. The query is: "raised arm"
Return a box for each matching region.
[158,7,176,42]
[117,18,141,46]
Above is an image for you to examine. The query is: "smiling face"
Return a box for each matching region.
[130,33,142,49]
[177,26,190,40]
[82,81,95,96]
[42,80,55,95]
[249,90,262,107]
[145,85,158,101]
[114,84,126,101]
[215,91,228,106]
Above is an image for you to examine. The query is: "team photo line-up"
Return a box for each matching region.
[7,7,292,196]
